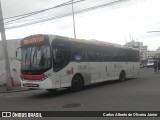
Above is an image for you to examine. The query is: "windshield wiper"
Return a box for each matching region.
[32,47,38,64]
[30,47,32,67]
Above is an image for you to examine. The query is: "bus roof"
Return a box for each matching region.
[68,36,138,51]
[22,34,138,51]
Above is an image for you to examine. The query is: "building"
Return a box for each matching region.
[155,47,160,58]
[124,40,148,60]
[139,46,148,60]
[0,39,21,86]
[124,40,143,50]
[147,51,156,58]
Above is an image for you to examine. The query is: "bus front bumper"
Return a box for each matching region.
[21,78,53,89]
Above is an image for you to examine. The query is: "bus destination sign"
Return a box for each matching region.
[22,36,45,45]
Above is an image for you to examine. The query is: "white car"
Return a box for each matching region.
[147,60,155,68]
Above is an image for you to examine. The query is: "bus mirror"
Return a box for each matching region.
[16,47,21,61]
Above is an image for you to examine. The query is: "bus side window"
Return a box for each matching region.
[94,50,101,61]
[88,51,94,61]
[52,48,71,72]
[73,48,82,61]
[73,48,87,61]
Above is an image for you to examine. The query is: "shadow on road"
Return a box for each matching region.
[27,78,136,99]
[27,88,70,99]
[84,78,135,89]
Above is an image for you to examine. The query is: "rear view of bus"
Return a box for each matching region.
[20,35,53,89]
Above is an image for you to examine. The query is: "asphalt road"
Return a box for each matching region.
[0,68,160,119]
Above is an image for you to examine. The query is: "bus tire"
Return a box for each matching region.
[70,75,84,92]
[119,70,126,81]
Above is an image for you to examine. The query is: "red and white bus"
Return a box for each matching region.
[18,34,140,92]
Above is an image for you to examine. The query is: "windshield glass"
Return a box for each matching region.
[21,45,51,71]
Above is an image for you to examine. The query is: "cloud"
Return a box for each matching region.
[1,0,160,50]
[1,0,61,18]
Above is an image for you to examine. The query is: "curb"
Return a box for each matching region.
[0,86,32,93]
[1,89,30,93]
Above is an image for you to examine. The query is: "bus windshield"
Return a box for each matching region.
[21,45,51,72]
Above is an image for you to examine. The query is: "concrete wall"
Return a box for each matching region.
[0,39,21,86]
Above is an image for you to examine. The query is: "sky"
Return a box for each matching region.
[1,0,160,51]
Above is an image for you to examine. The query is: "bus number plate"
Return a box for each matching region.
[25,83,39,87]
[78,65,87,70]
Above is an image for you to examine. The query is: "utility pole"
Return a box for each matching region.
[72,0,76,38]
[0,1,12,91]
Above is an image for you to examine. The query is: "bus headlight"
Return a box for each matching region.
[40,76,48,81]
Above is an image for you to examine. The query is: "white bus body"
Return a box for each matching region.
[19,34,140,91]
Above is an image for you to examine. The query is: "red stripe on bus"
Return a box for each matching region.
[21,74,45,80]
[71,67,74,74]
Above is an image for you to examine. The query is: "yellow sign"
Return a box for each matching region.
[23,36,45,45]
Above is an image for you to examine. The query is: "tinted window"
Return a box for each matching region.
[73,48,87,61]
[52,39,71,72]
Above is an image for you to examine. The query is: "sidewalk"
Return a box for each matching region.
[0,85,29,93]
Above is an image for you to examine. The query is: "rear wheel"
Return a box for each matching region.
[119,71,126,81]
[70,75,84,92]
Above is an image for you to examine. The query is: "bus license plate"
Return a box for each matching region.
[25,83,39,87]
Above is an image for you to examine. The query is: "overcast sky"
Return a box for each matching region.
[1,0,160,50]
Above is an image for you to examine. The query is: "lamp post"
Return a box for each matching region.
[72,0,76,38]
[0,1,12,91]
[147,31,160,33]
[146,31,160,59]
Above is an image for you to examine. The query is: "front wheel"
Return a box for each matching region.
[70,75,84,92]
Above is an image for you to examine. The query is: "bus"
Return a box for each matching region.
[18,34,140,92]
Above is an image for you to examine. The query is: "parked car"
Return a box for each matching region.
[147,60,155,68]
[140,63,144,68]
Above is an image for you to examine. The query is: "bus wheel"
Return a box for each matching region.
[71,75,84,92]
[119,71,126,81]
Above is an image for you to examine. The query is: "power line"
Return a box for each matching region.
[5,0,128,29]
[4,0,86,24]
[5,0,146,30]
[4,0,72,20]
[5,0,124,25]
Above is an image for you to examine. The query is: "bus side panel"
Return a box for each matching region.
[47,73,61,89]
[61,75,70,87]
[72,62,91,85]
[88,62,101,83]
[60,62,73,88]
[44,69,56,88]
[108,62,120,80]
[55,76,61,88]
[133,62,140,78]
[126,62,133,78]
[100,62,110,82]
[126,62,139,78]
[53,63,73,88]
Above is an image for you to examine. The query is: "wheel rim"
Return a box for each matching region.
[73,80,80,89]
